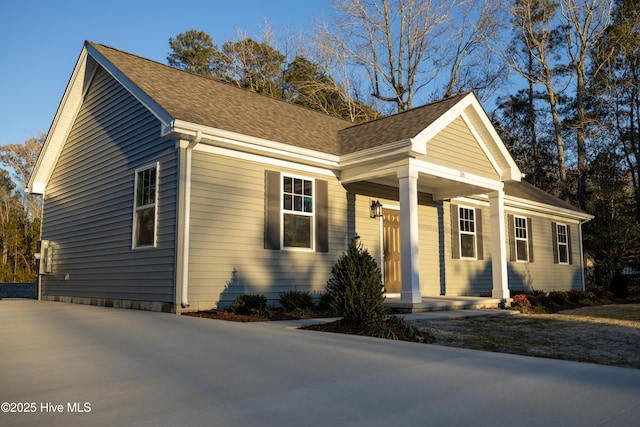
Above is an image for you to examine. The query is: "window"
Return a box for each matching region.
[282,175,314,249]
[556,223,569,264]
[458,206,476,258]
[514,216,529,262]
[133,164,157,248]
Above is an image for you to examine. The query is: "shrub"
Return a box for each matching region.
[610,272,630,298]
[325,235,388,325]
[230,294,269,316]
[567,290,584,303]
[279,290,314,312]
[548,291,569,306]
[512,294,531,309]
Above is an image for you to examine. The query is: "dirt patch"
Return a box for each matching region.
[411,304,640,369]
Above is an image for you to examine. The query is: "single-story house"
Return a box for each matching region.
[27,41,593,313]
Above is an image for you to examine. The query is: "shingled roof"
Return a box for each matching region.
[504,181,586,214]
[89,42,353,155]
[338,94,469,154]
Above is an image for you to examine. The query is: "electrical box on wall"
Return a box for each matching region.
[35,240,53,275]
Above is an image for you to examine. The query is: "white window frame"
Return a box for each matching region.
[132,162,159,249]
[458,206,477,259]
[281,173,315,251]
[556,223,569,265]
[514,215,529,262]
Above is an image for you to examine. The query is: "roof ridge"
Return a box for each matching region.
[86,41,354,126]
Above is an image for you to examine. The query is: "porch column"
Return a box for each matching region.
[489,189,509,299]
[398,167,422,304]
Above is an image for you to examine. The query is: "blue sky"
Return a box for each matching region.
[0,0,331,146]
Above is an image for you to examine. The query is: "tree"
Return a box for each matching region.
[561,0,613,211]
[500,0,570,199]
[167,29,225,77]
[323,0,454,112]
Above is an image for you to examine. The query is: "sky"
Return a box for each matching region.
[0,0,331,147]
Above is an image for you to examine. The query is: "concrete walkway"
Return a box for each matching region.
[1,300,639,427]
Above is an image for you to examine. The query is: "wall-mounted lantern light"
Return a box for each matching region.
[370,200,383,218]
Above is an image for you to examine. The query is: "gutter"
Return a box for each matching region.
[178,130,201,310]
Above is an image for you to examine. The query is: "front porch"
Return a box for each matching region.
[385,295,508,313]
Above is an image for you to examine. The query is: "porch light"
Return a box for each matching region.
[370,200,383,218]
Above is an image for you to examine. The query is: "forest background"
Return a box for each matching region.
[1,0,638,292]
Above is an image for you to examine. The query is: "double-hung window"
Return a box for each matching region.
[282,175,314,249]
[458,206,477,259]
[133,163,158,248]
[556,223,569,264]
[514,216,529,262]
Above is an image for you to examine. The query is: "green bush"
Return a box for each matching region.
[325,235,388,325]
[279,290,314,312]
[610,272,630,298]
[548,291,569,306]
[230,294,269,316]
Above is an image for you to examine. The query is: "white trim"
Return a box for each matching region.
[340,139,414,166]
[413,160,504,193]
[165,120,340,169]
[457,205,478,260]
[280,173,315,252]
[513,215,529,263]
[460,111,502,177]
[194,144,337,178]
[132,162,159,249]
[556,223,570,265]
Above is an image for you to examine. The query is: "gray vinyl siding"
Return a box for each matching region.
[187,150,348,308]
[506,212,583,292]
[443,200,493,296]
[40,67,177,302]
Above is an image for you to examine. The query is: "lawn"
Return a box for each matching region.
[410,304,640,369]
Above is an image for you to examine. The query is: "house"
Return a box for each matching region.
[27,41,593,313]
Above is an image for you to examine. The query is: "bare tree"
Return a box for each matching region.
[498,0,570,197]
[561,0,613,210]
[323,0,454,112]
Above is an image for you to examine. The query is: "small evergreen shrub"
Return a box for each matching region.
[325,235,388,325]
[279,290,314,312]
[231,294,268,315]
[548,291,569,306]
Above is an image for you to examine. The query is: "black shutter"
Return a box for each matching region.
[264,170,280,250]
[527,217,534,263]
[551,222,558,264]
[450,204,460,259]
[567,224,573,264]
[315,180,329,253]
[508,214,516,262]
[475,208,483,260]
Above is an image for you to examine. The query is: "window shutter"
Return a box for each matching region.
[450,204,460,259]
[527,217,534,263]
[508,214,516,262]
[475,209,483,260]
[567,224,572,264]
[551,222,558,264]
[315,180,329,253]
[264,170,280,250]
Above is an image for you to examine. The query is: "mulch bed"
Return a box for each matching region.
[304,318,435,343]
[182,308,332,322]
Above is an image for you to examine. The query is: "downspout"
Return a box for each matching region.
[177,131,201,310]
[578,219,587,292]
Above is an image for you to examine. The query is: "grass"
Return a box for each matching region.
[412,304,640,369]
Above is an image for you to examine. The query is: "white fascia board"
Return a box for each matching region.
[412,93,475,152]
[165,120,340,169]
[469,193,594,222]
[85,43,173,130]
[415,160,504,193]
[465,96,521,181]
[339,139,414,167]
[28,47,97,195]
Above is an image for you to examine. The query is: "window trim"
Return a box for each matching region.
[556,223,569,265]
[280,173,315,251]
[132,162,159,249]
[458,205,477,260]
[514,215,529,263]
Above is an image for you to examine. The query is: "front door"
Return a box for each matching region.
[382,208,401,293]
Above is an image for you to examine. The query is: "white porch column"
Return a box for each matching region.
[489,189,509,299]
[398,167,422,304]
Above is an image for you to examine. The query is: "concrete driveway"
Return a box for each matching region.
[1,300,639,426]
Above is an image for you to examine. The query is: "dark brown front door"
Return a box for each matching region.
[382,208,401,293]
